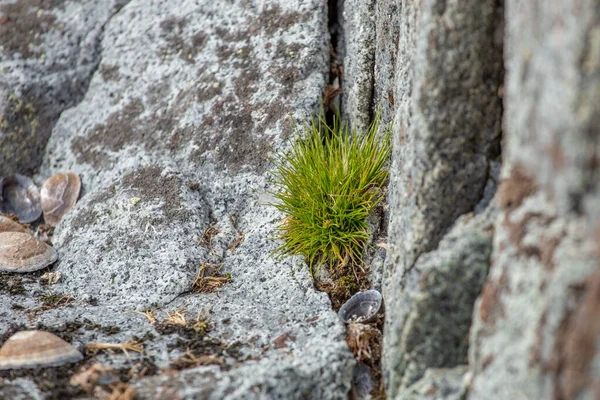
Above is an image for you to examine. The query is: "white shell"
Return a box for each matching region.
[41,173,81,227]
[0,330,83,369]
[0,174,42,223]
[0,231,58,273]
[338,290,383,323]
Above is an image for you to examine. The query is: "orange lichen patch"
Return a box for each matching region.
[503,210,558,261]
[498,165,537,212]
[479,281,499,324]
[273,333,296,349]
[540,237,561,270]
[594,221,600,258]
[424,384,439,396]
[530,309,549,367]
[482,354,495,370]
[550,142,566,169]
[552,270,600,400]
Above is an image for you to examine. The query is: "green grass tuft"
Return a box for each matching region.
[271,111,392,275]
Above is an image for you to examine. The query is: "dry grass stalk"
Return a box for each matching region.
[192,264,231,293]
[172,348,224,369]
[86,340,143,358]
[199,224,220,254]
[227,214,245,253]
[125,309,157,325]
[40,271,61,285]
[40,292,72,307]
[108,383,136,400]
[346,322,382,363]
[162,308,188,327]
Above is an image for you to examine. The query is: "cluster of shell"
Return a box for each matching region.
[0,173,80,273]
[0,174,84,369]
[338,290,383,400]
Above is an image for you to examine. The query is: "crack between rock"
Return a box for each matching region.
[78,0,132,104]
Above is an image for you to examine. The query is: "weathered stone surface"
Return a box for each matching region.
[468,1,600,398]
[384,203,495,396]
[396,366,468,400]
[383,0,504,288]
[502,0,600,221]
[0,0,128,177]
[469,191,599,399]
[377,0,504,395]
[0,378,42,400]
[1,0,354,398]
[341,0,376,132]
[373,0,401,127]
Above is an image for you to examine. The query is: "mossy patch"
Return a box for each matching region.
[0,0,65,59]
[0,94,45,176]
[271,111,391,275]
[0,274,26,296]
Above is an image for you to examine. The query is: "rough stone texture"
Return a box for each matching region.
[384,202,495,397]
[383,0,504,288]
[0,0,355,398]
[501,0,600,221]
[378,0,505,396]
[468,1,600,398]
[340,0,376,132]
[0,0,128,177]
[0,378,43,400]
[396,366,468,400]
[373,0,401,127]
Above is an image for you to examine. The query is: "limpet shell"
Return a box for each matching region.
[0,330,83,370]
[0,231,58,273]
[41,172,81,226]
[0,174,42,223]
[0,215,29,233]
[338,290,383,323]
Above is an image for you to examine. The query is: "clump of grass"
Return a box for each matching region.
[271,111,391,275]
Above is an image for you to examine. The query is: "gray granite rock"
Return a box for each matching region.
[396,366,468,400]
[372,0,401,127]
[378,0,504,395]
[340,0,376,133]
[383,0,504,291]
[0,378,43,400]
[0,0,128,177]
[0,0,354,398]
[468,1,600,398]
[384,203,495,396]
